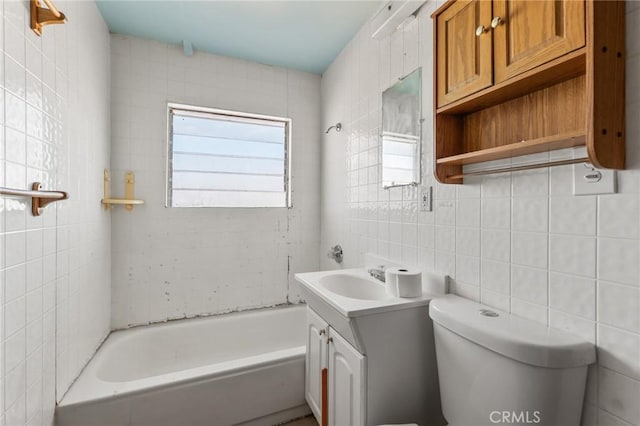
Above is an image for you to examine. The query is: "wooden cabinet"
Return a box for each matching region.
[492,0,585,83]
[305,308,328,422]
[433,0,625,184]
[437,0,585,107]
[305,308,366,426]
[436,0,493,106]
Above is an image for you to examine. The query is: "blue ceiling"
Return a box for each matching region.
[96,1,382,74]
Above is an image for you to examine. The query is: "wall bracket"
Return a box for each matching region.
[101,169,144,211]
[30,0,66,36]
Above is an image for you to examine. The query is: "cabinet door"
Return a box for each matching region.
[436,0,493,107]
[306,308,328,423]
[492,0,585,83]
[328,330,366,426]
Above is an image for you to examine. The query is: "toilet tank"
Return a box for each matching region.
[429,295,596,426]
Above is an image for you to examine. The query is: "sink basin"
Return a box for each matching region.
[319,274,390,300]
[296,268,435,318]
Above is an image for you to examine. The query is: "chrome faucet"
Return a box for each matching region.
[367,265,386,282]
[327,245,343,264]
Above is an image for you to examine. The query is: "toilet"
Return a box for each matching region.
[429,295,596,426]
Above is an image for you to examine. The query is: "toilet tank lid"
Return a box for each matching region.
[429,295,596,368]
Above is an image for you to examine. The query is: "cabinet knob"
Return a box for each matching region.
[328,337,334,344]
[475,25,487,36]
[491,16,503,28]
[319,329,325,336]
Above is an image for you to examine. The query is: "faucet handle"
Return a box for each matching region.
[327,245,343,264]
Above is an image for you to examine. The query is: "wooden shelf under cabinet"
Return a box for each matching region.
[436,131,586,166]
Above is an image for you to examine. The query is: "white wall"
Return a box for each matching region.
[109,35,321,329]
[0,0,111,424]
[320,2,640,425]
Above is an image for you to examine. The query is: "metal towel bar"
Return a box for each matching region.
[0,183,69,216]
[447,157,590,180]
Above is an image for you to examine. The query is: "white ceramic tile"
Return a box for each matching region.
[549,272,595,320]
[549,234,597,277]
[512,232,548,269]
[481,259,510,295]
[481,198,510,229]
[456,198,480,228]
[549,196,597,236]
[481,174,511,198]
[597,324,640,380]
[512,197,548,232]
[435,226,455,253]
[512,169,549,197]
[510,298,548,325]
[455,227,480,257]
[4,296,25,337]
[1,3,112,421]
[598,238,640,286]
[455,255,480,286]
[598,281,640,333]
[598,367,640,425]
[481,229,510,262]
[549,309,595,344]
[511,265,548,305]
[111,36,321,327]
[480,289,510,312]
[435,200,455,226]
[599,194,640,239]
[454,281,480,302]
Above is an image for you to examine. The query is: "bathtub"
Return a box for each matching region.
[56,305,309,426]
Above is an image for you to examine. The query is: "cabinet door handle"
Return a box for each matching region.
[475,25,487,36]
[321,368,328,426]
[491,16,503,28]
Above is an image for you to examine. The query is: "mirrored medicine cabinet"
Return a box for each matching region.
[381,67,422,189]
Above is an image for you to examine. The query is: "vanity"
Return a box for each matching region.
[295,269,445,426]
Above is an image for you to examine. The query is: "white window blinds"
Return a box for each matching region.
[168,105,291,208]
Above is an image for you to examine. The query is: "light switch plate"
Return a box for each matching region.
[573,163,617,195]
[420,186,432,212]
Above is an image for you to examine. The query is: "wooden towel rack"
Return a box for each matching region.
[0,183,69,216]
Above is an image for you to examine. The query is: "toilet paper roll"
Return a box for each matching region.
[385,267,422,298]
[384,269,399,297]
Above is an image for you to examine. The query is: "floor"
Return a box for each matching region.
[281,415,319,426]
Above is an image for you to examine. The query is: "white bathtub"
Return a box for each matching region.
[56,305,309,426]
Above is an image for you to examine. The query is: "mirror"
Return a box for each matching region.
[381,68,421,188]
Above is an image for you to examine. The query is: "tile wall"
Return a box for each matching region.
[0,0,111,425]
[109,35,321,329]
[320,1,640,425]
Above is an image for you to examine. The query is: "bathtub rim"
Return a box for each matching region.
[58,304,306,409]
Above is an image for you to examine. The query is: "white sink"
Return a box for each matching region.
[319,274,390,300]
[295,268,433,318]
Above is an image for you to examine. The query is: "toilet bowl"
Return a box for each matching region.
[429,295,596,426]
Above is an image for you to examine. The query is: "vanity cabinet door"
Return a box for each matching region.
[436,0,493,107]
[492,0,585,83]
[328,329,366,426]
[306,307,328,423]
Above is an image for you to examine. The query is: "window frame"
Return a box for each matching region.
[166,102,292,208]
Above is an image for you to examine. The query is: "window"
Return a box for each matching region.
[167,104,291,208]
